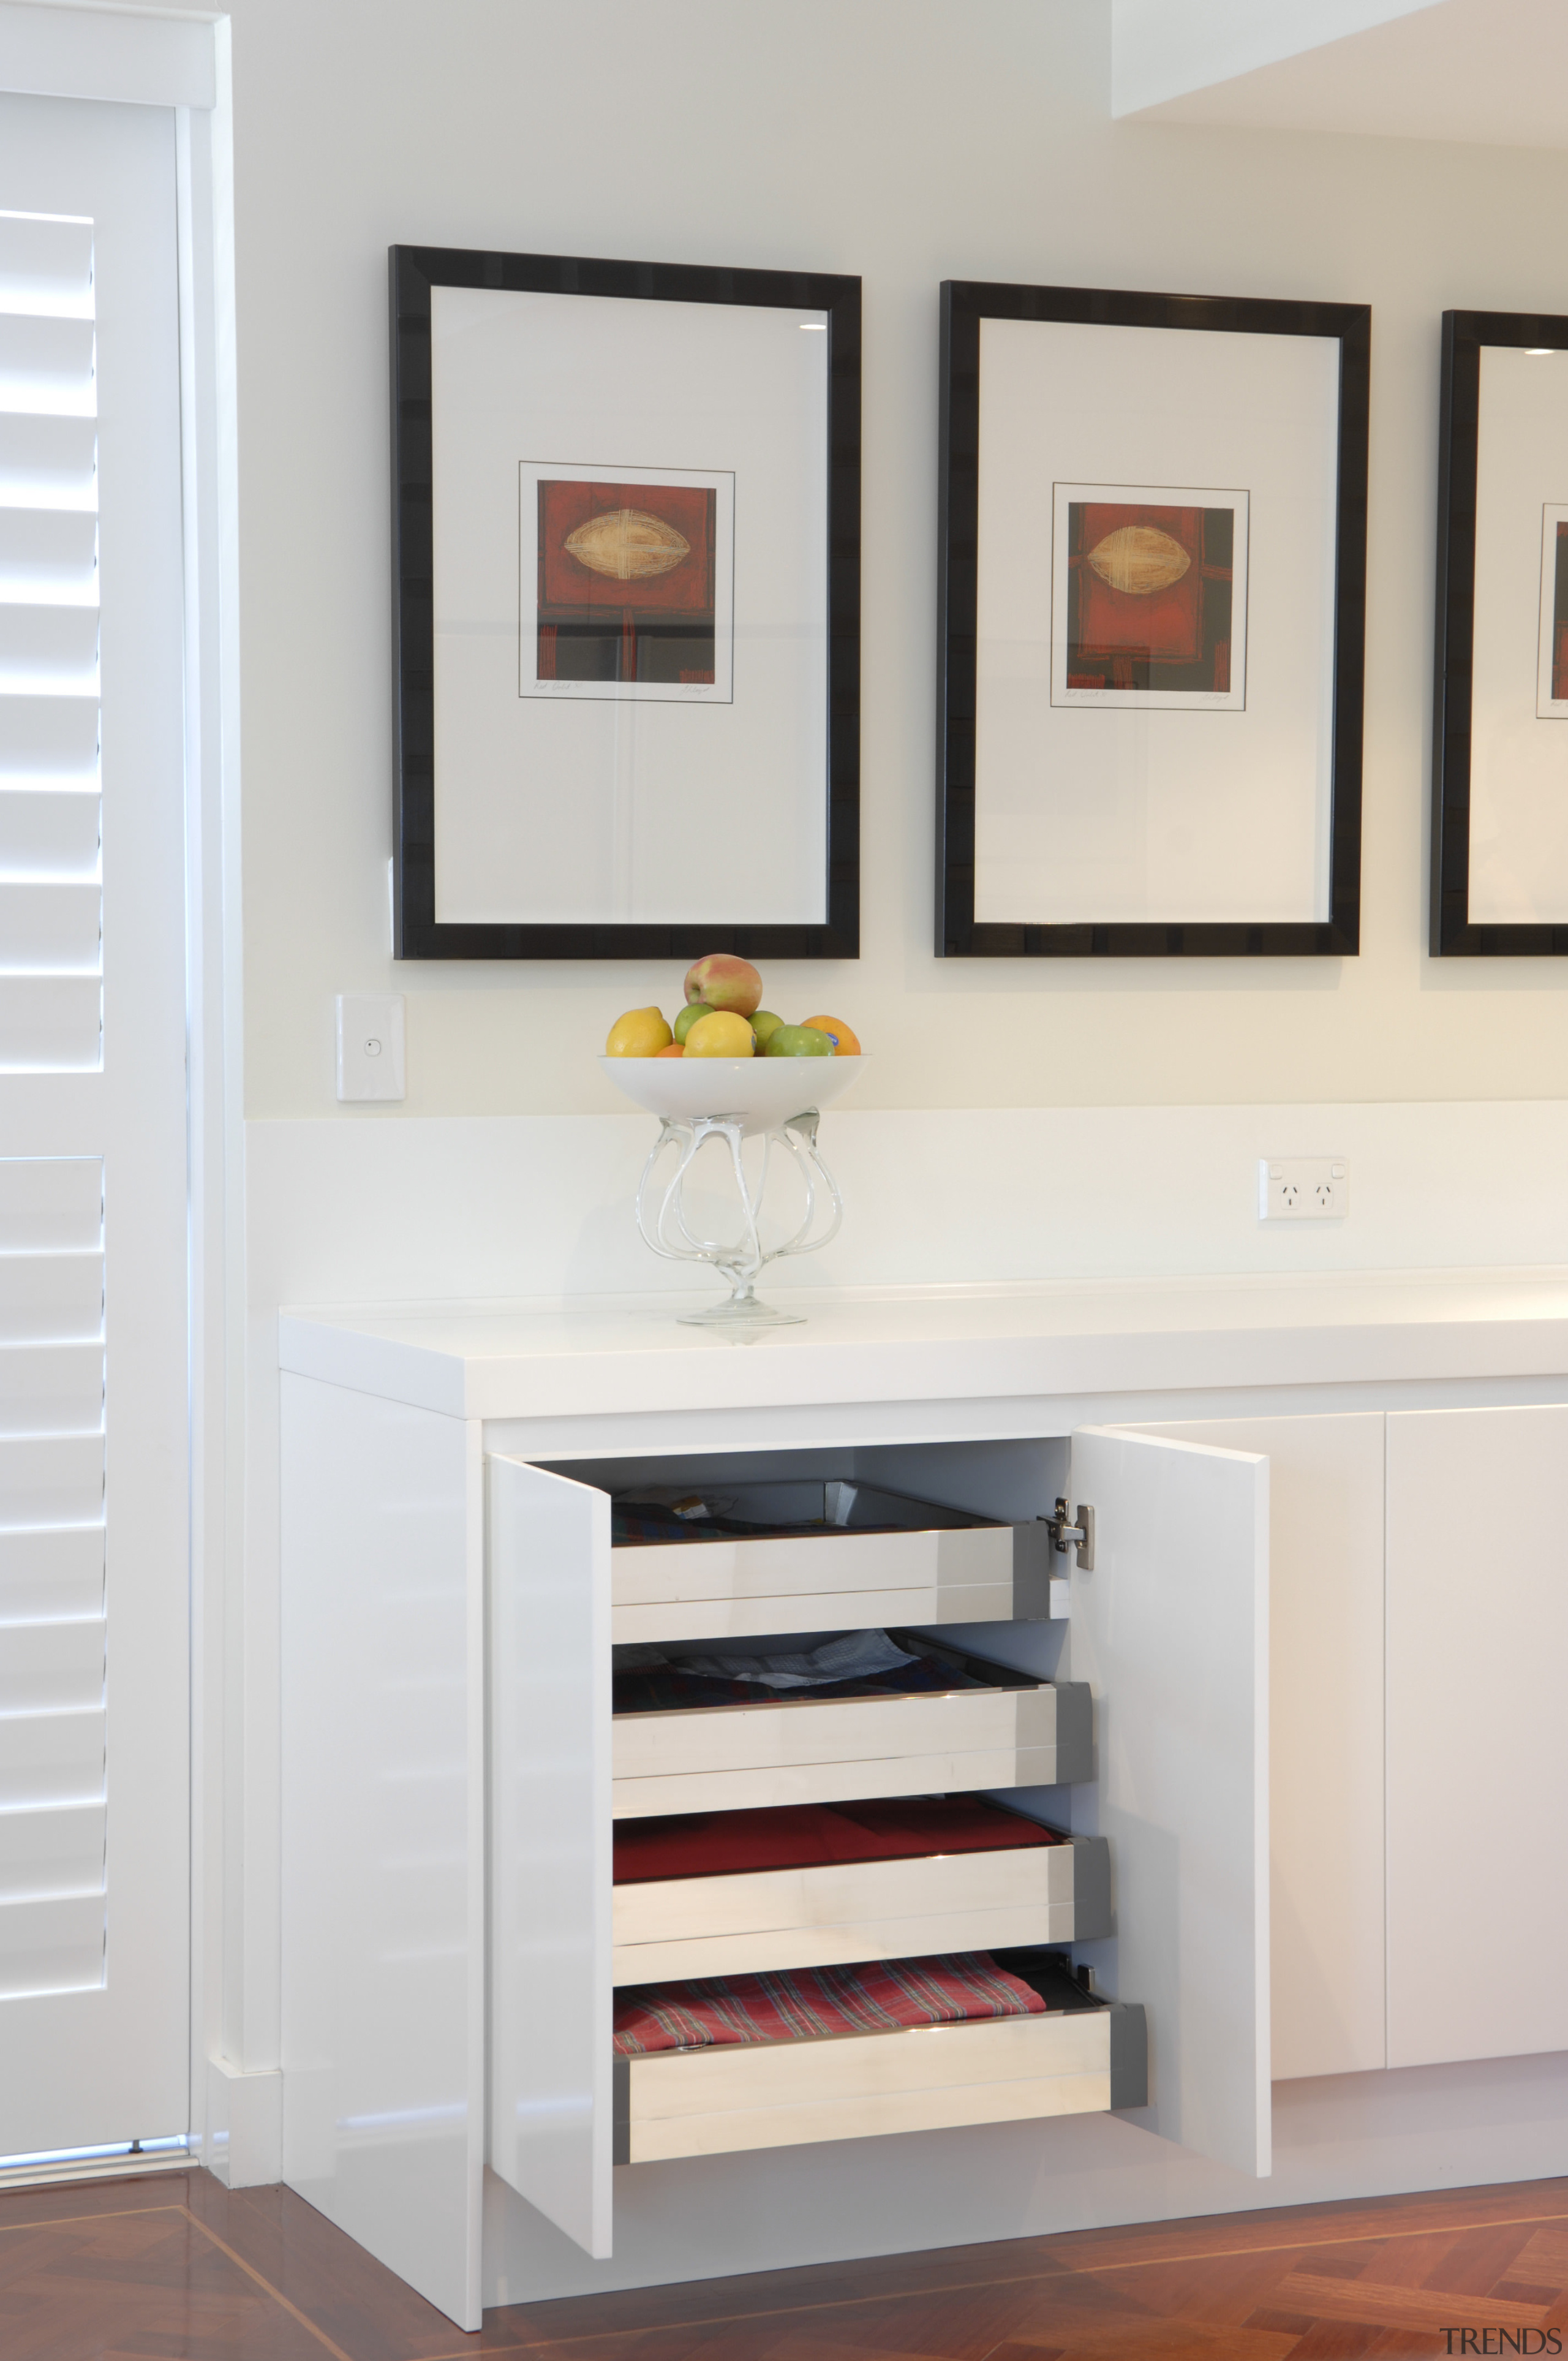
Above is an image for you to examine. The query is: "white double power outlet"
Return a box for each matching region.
[1258,1157,1348,1221]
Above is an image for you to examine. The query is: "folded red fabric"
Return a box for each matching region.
[613,1950,1046,2055]
[612,1795,1063,1884]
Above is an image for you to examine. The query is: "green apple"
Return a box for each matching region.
[684,954,763,1017]
[673,1002,710,1046]
[763,1024,834,1058]
[750,1009,785,1046]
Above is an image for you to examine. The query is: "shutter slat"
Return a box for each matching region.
[0,1800,105,1901]
[0,695,97,785]
[0,610,99,692]
[0,1435,102,1526]
[0,1619,103,1715]
[0,509,97,600]
[0,1158,101,1248]
[0,977,101,1070]
[0,416,96,512]
[0,1892,105,1996]
[0,1250,102,1342]
[0,317,95,418]
[0,1706,104,1808]
[0,1528,104,1625]
[0,216,94,323]
[0,880,101,972]
[0,791,100,881]
[0,1345,103,1436]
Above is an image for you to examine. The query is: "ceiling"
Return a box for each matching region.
[1112,0,1568,149]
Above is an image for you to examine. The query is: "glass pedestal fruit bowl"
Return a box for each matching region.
[599,1055,867,1325]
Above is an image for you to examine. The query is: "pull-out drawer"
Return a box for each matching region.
[613,1830,1110,1982]
[613,1993,1147,2163]
[612,1645,1090,1819]
[611,1479,1052,1645]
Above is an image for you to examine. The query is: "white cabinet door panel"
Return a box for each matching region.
[488,1456,611,2259]
[281,1379,481,2331]
[1069,1426,1270,2177]
[1143,1415,1386,2082]
[1387,1406,1568,2069]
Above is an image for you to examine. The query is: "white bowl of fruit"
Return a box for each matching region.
[601,956,864,1134]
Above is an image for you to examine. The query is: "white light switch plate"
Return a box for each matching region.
[336,994,405,1102]
[1259,1156,1347,1220]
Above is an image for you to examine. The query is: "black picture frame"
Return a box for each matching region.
[1431,307,1568,956]
[937,281,1370,958]
[390,245,861,961]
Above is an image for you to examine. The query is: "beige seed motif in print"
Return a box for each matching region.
[1085,523,1191,597]
[564,507,692,583]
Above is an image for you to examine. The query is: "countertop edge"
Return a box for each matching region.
[276,1291,1568,1422]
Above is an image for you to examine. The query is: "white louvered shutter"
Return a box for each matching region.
[0,96,190,2155]
[0,206,107,2008]
[0,212,100,1081]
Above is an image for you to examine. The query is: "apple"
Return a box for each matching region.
[684,1010,755,1057]
[763,1024,834,1058]
[684,954,762,1017]
[605,1007,673,1057]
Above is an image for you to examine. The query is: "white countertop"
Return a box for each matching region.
[277,1266,1568,1422]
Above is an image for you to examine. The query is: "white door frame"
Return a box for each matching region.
[0,1,246,2186]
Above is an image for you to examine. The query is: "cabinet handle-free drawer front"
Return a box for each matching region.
[611,1522,1046,1643]
[611,1681,1090,1818]
[614,1582,1022,1647]
[611,1832,1110,1981]
[612,2002,1145,2163]
[615,1685,1058,1781]
[614,1743,1068,1819]
[614,1681,1091,1823]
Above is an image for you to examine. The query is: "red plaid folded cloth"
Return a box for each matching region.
[613,1951,1044,2055]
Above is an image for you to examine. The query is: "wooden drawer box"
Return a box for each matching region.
[612,1645,1090,1819]
[611,1479,1051,1645]
[612,1993,1147,2164]
[612,1830,1110,1982]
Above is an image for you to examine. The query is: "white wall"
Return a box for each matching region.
[215,0,1568,2207]
[224,0,1568,1121]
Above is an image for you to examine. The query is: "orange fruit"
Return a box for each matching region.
[802,1014,860,1056]
[655,1043,685,1058]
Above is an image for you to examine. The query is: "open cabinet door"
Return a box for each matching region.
[489,1457,612,2256]
[1069,1426,1270,2178]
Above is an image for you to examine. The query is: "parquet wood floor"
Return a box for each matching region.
[5,2167,1567,2361]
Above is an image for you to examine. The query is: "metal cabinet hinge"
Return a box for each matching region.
[1045,1496,1095,1572]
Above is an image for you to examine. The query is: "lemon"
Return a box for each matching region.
[605,1007,673,1057]
[684,1010,755,1057]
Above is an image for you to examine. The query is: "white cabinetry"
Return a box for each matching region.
[1068,1428,1270,2176]
[279,1378,482,2326]
[275,1288,1568,2332]
[1386,1406,1568,2069]
[478,1424,1270,2281]
[1145,1415,1387,2082]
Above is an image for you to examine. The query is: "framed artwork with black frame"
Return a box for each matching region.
[937,281,1370,957]
[1432,308,1568,955]
[390,246,860,960]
